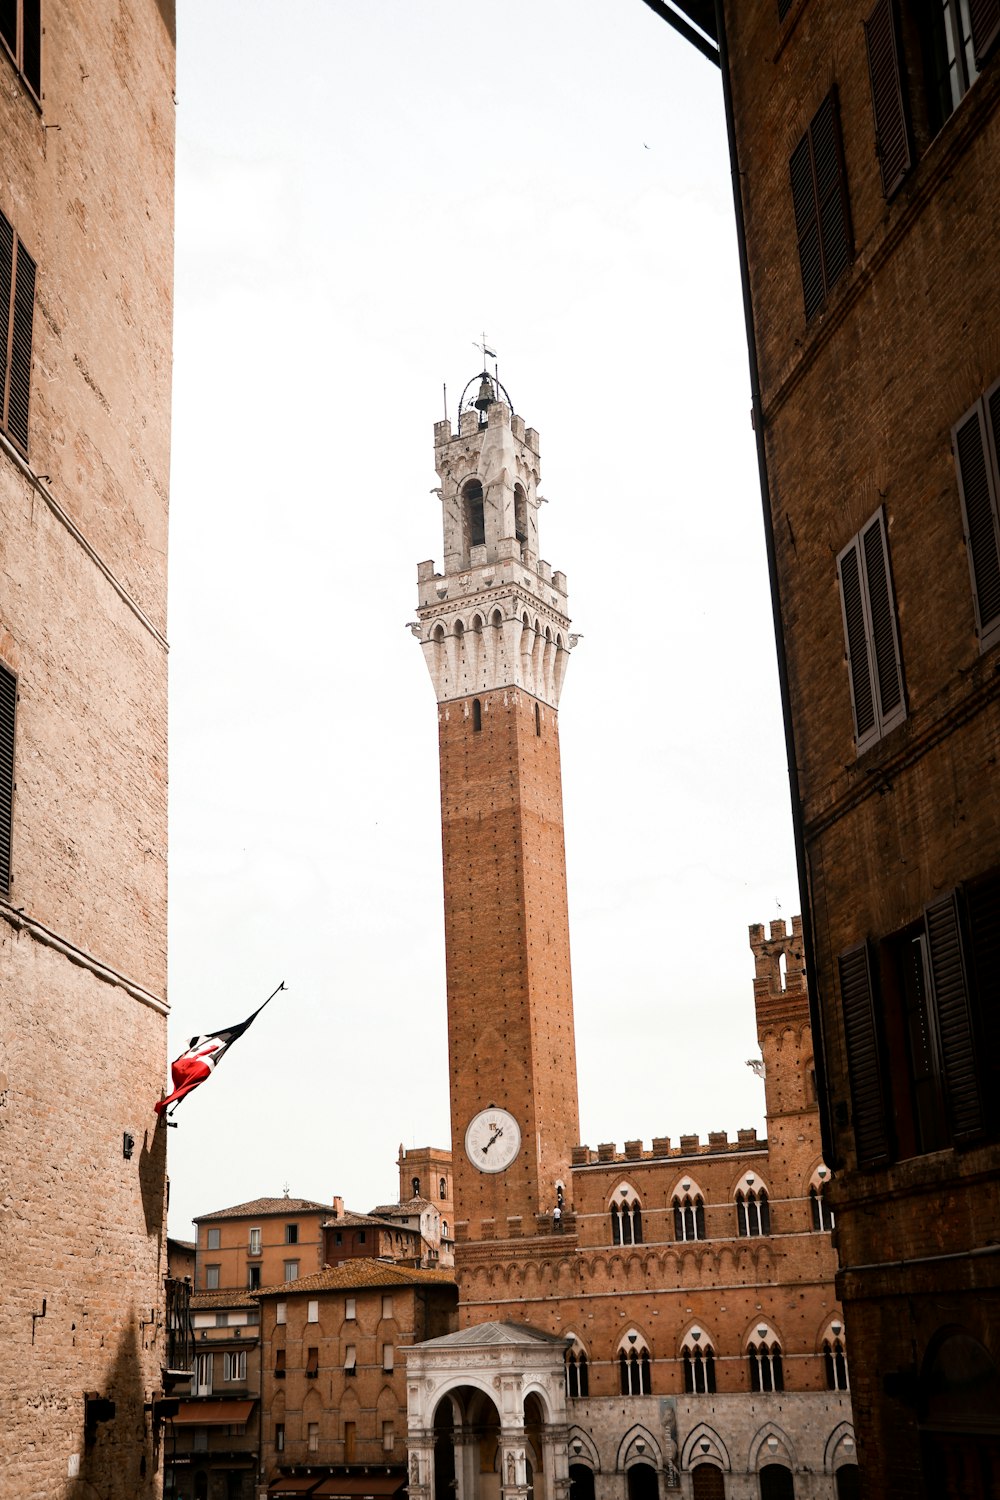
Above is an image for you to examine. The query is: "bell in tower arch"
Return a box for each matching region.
[473,373,495,413]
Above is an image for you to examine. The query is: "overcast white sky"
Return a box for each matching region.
[165,1,800,1239]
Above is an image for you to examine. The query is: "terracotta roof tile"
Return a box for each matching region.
[323,1211,409,1230]
[255,1257,456,1298]
[190,1290,261,1310]
[195,1196,336,1222]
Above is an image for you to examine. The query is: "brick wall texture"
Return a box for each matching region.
[722,1,1000,1492]
[440,687,579,1236]
[0,2,174,1495]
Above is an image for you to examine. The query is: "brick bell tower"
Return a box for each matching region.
[414,368,580,1248]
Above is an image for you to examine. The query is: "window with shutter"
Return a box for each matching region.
[837,509,906,753]
[925,892,984,1142]
[837,944,892,1167]
[789,92,853,320]
[866,0,912,197]
[0,1,41,101]
[970,0,1000,65]
[0,662,15,896]
[0,210,35,454]
[953,380,1000,652]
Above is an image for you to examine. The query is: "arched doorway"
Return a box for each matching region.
[431,1385,503,1500]
[692,1466,725,1500]
[434,1397,457,1500]
[569,1465,595,1500]
[758,1465,794,1500]
[835,1466,860,1500]
[626,1463,658,1500]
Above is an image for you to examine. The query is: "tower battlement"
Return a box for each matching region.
[417,381,575,707]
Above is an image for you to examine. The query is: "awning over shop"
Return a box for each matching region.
[312,1478,407,1498]
[173,1398,256,1426]
[267,1481,321,1497]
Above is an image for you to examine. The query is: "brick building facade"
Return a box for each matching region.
[644,2,1000,1494]
[0,2,175,1495]
[407,378,858,1500]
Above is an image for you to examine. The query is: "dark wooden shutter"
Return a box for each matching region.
[813,93,852,297]
[7,237,34,451]
[838,943,891,1167]
[954,390,1000,651]
[925,892,984,1142]
[0,5,15,61]
[861,509,905,730]
[865,0,912,198]
[791,93,852,320]
[964,868,1000,1132]
[838,536,877,745]
[0,662,15,896]
[22,0,41,98]
[790,131,824,319]
[0,211,12,438]
[970,0,1000,67]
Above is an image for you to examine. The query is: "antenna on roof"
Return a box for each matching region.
[283,1183,290,1199]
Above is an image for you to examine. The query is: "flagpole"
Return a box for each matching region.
[163,982,286,1122]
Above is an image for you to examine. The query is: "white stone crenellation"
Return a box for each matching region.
[415,389,576,707]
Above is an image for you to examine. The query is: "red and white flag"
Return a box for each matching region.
[155,985,283,1117]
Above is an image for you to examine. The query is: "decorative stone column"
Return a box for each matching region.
[406,1436,436,1500]
[500,1436,531,1500]
[542,1423,572,1500]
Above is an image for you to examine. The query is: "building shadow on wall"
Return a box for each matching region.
[68,1314,158,1500]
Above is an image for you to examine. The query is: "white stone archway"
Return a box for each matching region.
[404,1322,573,1500]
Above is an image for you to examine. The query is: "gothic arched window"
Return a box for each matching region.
[473,698,482,732]
[681,1329,716,1394]
[564,1343,589,1398]
[463,480,485,550]
[809,1168,834,1231]
[823,1325,849,1391]
[439,1177,447,1199]
[611,1191,643,1245]
[411,1177,420,1198]
[673,1190,706,1242]
[618,1335,651,1395]
[747,1332,784,1392]
[514,483,528,547]
[736,1180,770,1237]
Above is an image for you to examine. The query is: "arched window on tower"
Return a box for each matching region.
[439,1177,447,1199]
[823,1320,849,1391]
[736,1173,770,1236]
[535,703,541,737]
[473,699,482,732]
[564,1340,589,1398]
[411,1177,420,1199]
[747,1324,784,1392]
[617,1333,652,1395]
[514,483,528,550]
[672,1179,706,1242]
[463,480,485,550]
[809,1166,834,1231]
[610,1189,643,1245]
[681,1327,716,1394]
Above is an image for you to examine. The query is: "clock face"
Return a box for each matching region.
[465,1107,521,1173]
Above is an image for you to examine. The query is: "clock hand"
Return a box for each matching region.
[481,1126,504,1154]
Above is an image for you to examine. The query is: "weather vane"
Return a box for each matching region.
[473,332,497,367]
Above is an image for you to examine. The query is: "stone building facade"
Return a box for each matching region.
[167,1289,263,1500]
[649,3,1000,1493]
[195,1198,343,1295]
[407,379,857,1500]
[0,2,175,1496]
[257,1261,457,1492]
